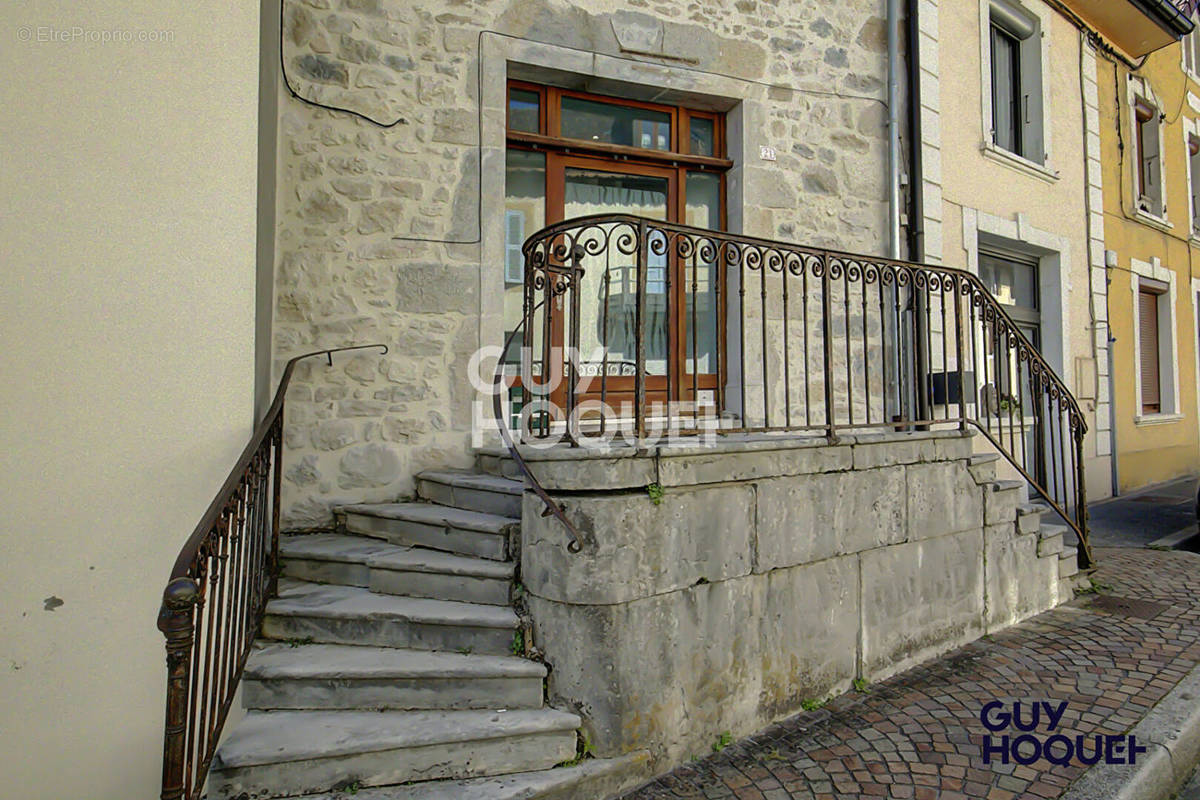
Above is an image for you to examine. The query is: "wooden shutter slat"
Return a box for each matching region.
[1139,289,1161,412]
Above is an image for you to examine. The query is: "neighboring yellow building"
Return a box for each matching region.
[916,0,1192,502]
[1099,9,1200,492]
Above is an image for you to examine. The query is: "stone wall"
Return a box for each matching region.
[271,0,902,528]
[515,430,1064,767]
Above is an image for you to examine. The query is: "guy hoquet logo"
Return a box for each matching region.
[980,701,1147,766]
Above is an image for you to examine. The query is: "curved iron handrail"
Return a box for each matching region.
[492,319,584,553]
[506,214,1092,568]
[157,344,387,800]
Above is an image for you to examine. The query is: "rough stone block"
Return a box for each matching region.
[529,579,764,763]
[905,461,984,540]
[755,467,906,571]
[516,453,655,492]
[851,435,937,469]
[529,558,858,764]
[657,441,852,486]
[758,558,859,718]
[522,484,755,605]
[984,528,1056,630]
[861,529,985,679]
[932,433,975,462]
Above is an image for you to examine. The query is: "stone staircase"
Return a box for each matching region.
[969,452,1090,602]
[208,469,649,800]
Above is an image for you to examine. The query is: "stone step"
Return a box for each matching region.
[261,580,519,655]
[476,451,524,481]
[967,452,1001,484]
[279,533,397,588]
[342,502,516,561]
[243,643,546,711]
[1016,503,1049,535]
[1038,525,1066,557]
[1059,545,1080,578]
[417,470,525,518]
[208,708,580,800]
[281,532,515,605]
[370,542,515,606]
[985,479,1024,525]
[290,751,654,800]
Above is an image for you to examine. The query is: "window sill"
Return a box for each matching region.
[980,142,1059,183]
[1134,412,1183,426]
[1132,206,1173,232]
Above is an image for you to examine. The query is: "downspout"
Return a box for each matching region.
[888,0,903,260]
[893,0,931,422]
[906,0,924,263]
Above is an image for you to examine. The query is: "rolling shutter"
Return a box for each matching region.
[1139,288,1161,413]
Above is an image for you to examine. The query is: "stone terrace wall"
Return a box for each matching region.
[272,0,901,528]
[513,430,1065,768]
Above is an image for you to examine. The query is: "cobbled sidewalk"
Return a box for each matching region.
[620,548,1200,800]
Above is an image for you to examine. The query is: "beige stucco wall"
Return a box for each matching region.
[929,0,1112,499]
[0,4,260,799]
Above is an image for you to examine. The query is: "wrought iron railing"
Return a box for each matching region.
[156,345,386,800]
[494,214,1092,568]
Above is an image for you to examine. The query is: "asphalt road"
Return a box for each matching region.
[1086,476,1199,549]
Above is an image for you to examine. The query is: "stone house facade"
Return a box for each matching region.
[271,0,903,526]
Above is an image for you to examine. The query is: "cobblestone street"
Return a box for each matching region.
[621,548,1200,800]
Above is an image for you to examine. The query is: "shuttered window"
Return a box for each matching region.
[988,0,1044,164]
[1136,100,1163,217]
[1139,288,1161,413]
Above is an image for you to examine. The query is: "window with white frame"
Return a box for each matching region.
[1131,260,1178,420]
[1189,134,1200,234]
[988,0,1044,164]
[1134,97,1164,218]
[1138,283,1166,413]
[1184,28,1200,79]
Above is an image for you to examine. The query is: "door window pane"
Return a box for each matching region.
[564,167,670,375]
[508,89,540,133]
[561,97,671,151]
[685,172,721,374]
[979,252,1037,311]
[504,150,545,363]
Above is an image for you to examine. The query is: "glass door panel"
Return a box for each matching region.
[684,172,720,376]
[562,166,671,377]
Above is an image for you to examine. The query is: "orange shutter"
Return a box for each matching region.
[1139,289,1160,413]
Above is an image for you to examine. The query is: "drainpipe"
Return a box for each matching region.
[906,0,924,263]
[888,0,903,261]
[893,0,932,423]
